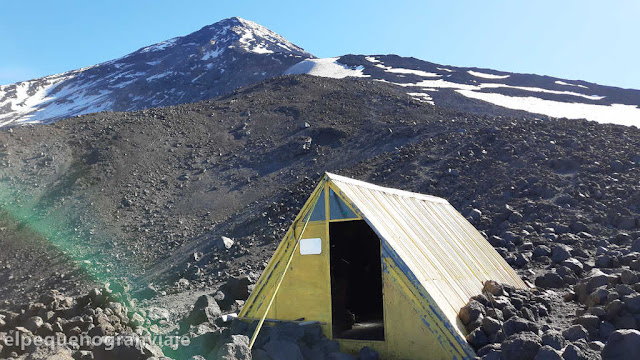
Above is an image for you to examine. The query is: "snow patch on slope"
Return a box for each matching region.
[0,70,80,125]
[375,64,440,77]
[555,80,589,89]
[285,58,369,79]
[397,79,605,100]
[407,92,434,105]
[367,58,441,77]
[364,61,630,126]
[456,90,640,127]
[140,38,179,53]
[468,70,510,79]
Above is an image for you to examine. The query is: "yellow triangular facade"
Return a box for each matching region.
[240,173,526,359]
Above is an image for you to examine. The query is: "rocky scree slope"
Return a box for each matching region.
[0,17,311,127]
[1,75,640,358]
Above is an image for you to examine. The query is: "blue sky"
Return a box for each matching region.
[1,0,639,89]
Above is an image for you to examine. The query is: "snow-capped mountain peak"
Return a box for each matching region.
[0,17,312,127]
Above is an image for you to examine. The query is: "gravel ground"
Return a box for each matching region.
[1,74,639,359]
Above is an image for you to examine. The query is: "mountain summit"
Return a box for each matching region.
[0,17,312,127]
[1,17,639,127]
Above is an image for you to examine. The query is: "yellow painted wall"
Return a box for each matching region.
[337,257,473,359]
[272,220,333,335]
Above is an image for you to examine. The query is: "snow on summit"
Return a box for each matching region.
[0,17,311,127]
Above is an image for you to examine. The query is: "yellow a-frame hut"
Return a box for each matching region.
[240,173,526,359]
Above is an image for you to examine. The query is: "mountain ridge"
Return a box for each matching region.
[1,17,639,128]
[0,17,311,127]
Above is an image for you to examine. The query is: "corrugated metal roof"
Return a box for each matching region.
[326,172,527,330]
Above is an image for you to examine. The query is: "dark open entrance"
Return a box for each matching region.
[330,220,385,340]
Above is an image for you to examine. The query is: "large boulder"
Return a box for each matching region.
[562,342,600,360]
[602,329,640,360]
[502,332,542,360]
[535,272,565,288]
[466,327,489,349]
[212,335,252,360]
[459,300,486,325]
[541,330,565,350]
[264,340,303,360]
[182,294,221,328]
[550,245,572,263]
[503,316,539,337]
[93,334,147,360]
[574,270,616,303]
[562,325,589,342]
[534,345,563,360]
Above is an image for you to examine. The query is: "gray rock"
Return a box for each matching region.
[573,315,600,337]
[562,343,599,360]
[551,245,572,263]
[264,340,303,360]
[460,300,486,325]
[183,294,222,328]
[623,293,640,313]
[535,345,563,360]
[562,325,589,342]
[600,321,615,339]
[213,335,252,360]
[502,331,542,360]
[177,331,221,359]
[562,258,584,275]
[129,313,145,327]
[477,343,501,357]
[486,308,504,321]
[482,316,503,337]
[514,252,532,267]
[25,345,74,360]
[586,287,609,307]
[542,331,566,350]
[621,270,639,285]
[613,314,637,329]
[93,334,146,360]
[504,316,539,337]
[468,208,482,222]
[467,327,489,349]
[270,322,305,342]
[484,280,505,296]
[595,255,612,268]
[588,341,605,352]
[146,307,170,323]
[482,349,504,360]
[575,270,615,303]
[215,236,235,250]
[251,349,271,360]
[536,272,565,288]
[533,245,552,258]
[602,329,640,360]
[25,316,44,333]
